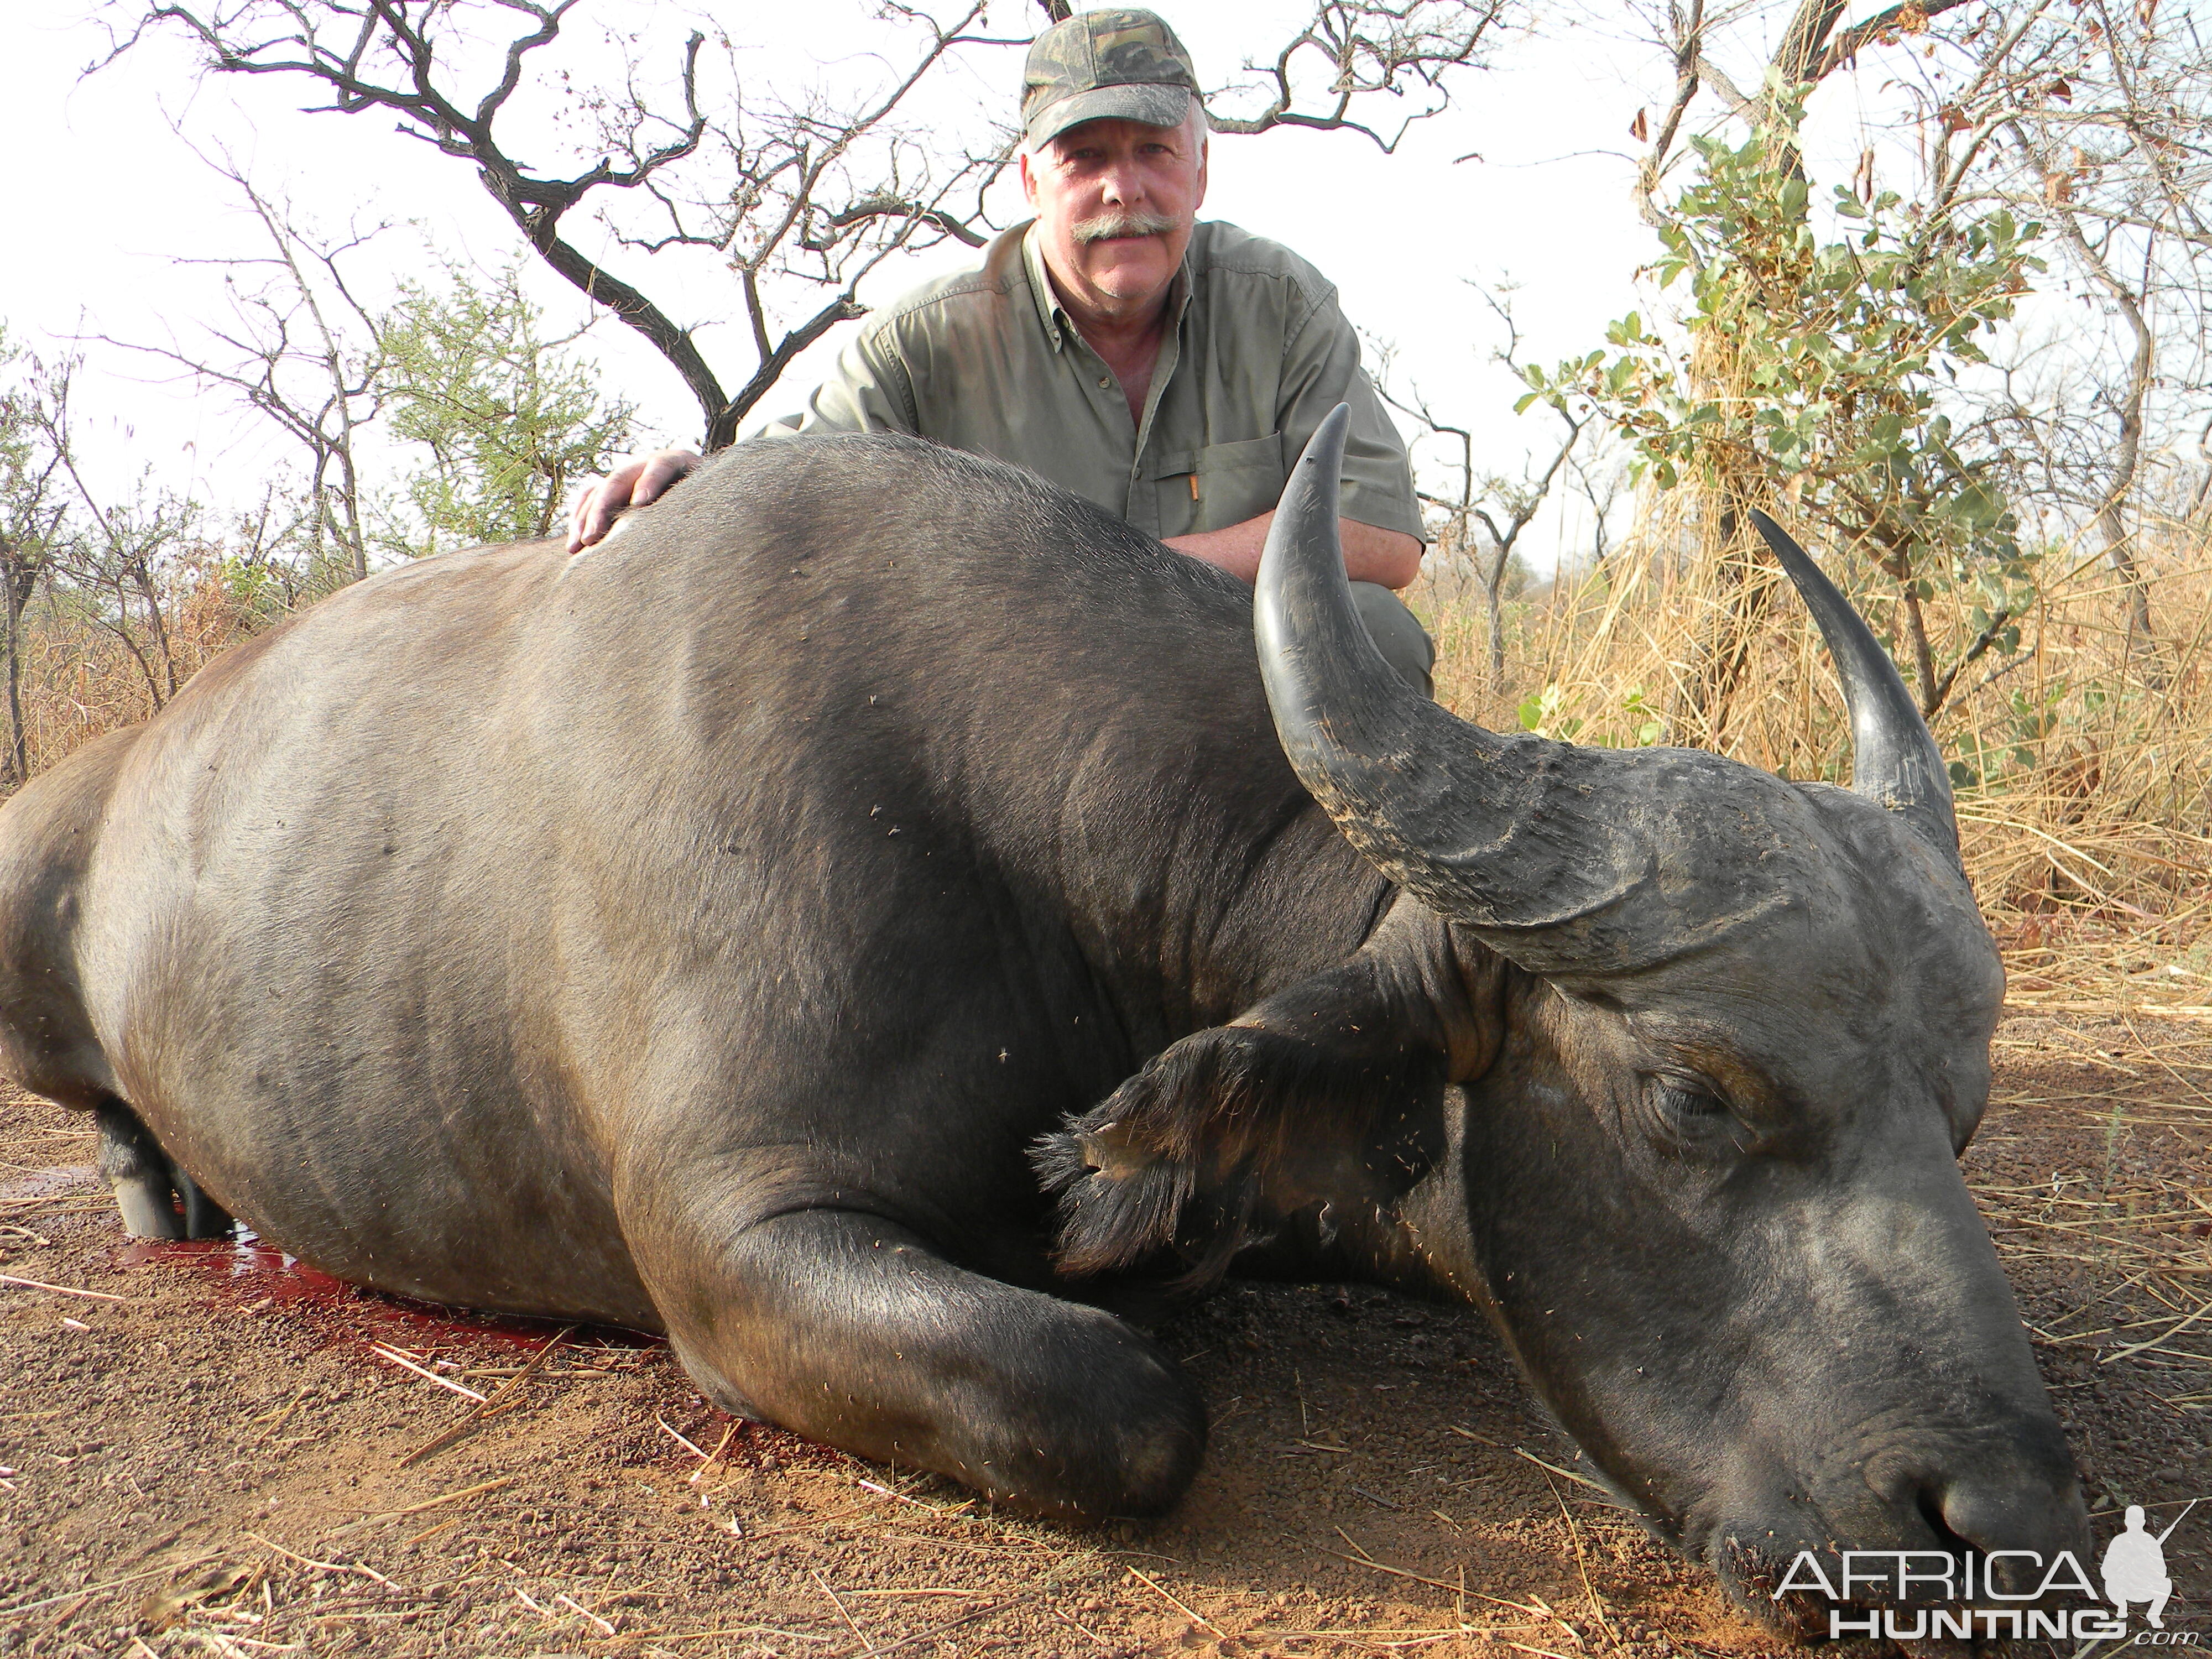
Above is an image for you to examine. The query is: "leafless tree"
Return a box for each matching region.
[1858,0,2212,666]
[602,6,1021,446]
[101,149,385,586]
[29,397,201,713]
[103,1,1525,447]
[0,345,74,787]
[2030,190,2159,651]
[1568,439,1630,567]
[1989,0,2212,664]
[1373,300,1584,691]
[1204,0,1520,152]
[103,1,1012,449]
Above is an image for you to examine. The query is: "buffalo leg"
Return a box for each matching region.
[96,1100,182,1238]
[641,1206,1205,1519]
[176,1167,232,1239]
[94,1099,232,1240]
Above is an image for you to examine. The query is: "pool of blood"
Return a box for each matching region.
[116,1232,662,1356]
[115,1231,841,1474]
[27,1186,890,1482]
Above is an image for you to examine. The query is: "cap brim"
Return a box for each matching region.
[1025,84,1192,149]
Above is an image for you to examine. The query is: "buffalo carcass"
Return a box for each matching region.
[0,409,2081,1617]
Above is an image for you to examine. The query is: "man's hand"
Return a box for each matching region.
[567,448,704,552]
[1164,513,1422,588]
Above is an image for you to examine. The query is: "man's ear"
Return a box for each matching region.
[1019,147,1040,209]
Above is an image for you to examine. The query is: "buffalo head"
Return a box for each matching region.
[1103,408,2085,1619]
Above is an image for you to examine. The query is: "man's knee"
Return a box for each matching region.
[1349,582,1436,699]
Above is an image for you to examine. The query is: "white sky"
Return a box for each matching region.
[0,1,2004,569]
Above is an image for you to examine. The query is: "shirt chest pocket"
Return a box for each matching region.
[1151,432,1287,538]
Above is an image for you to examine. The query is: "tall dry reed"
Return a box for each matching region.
[8,528,2207,1018]
[1414,503,2212,1012]
[9,560,264,784]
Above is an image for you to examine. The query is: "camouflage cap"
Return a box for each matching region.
[1022,8,1202,150]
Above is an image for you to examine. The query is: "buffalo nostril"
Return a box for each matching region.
[1933,1474,2093,1598]
[1917,1488,1971,1557]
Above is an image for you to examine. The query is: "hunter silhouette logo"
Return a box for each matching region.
[1772,1499,2198,1642]
[2107,1502,2195,1631]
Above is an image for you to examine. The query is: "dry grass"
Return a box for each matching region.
[9,560,263,784]
[3,546,2209,1651]
[9,525,2209,1023]
[1415,502,2212,1016]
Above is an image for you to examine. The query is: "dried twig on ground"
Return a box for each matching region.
[397,1324,571,1467]
[0,1271,123,1302]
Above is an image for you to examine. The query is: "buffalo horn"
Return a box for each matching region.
[1254,406,1662,946]
[1746,510,1961,866]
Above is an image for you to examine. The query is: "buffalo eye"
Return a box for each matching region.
[1645,1072,1740,1152]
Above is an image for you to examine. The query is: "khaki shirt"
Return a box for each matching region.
[760,220,1422,542]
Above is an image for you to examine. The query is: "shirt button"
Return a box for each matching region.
[1098,376,1111,389]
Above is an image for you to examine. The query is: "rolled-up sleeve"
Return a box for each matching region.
[754,321,920,439]
[1277,294,1425,543]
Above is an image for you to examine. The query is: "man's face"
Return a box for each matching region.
[1020,113,1207,326]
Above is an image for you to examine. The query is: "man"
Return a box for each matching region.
[568,8,1435,692]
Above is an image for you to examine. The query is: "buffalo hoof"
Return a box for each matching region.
[96,1099,232,1240]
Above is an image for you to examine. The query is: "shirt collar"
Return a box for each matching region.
[1020,219,1194,356]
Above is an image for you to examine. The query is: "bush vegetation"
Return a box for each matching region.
[6,6,2205,1018]
[1416,497,2209,1009]
[1,475,2200,1021]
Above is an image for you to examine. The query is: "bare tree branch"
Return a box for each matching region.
[92,143,385,585]
[1813,0,1976,79]
[1203,0,1517,153]
[1372,296,1583,690]
[2017,119,2160,662]
[102,1,1011,446]
[106,0,1521,441]
[1636,0,1704,232]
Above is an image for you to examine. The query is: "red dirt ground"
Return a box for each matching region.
[3,1011,2208,1658]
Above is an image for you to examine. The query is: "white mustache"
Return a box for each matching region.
[1072,211,1177,243]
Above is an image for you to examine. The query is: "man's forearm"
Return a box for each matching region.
[1163,512,1422,588]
